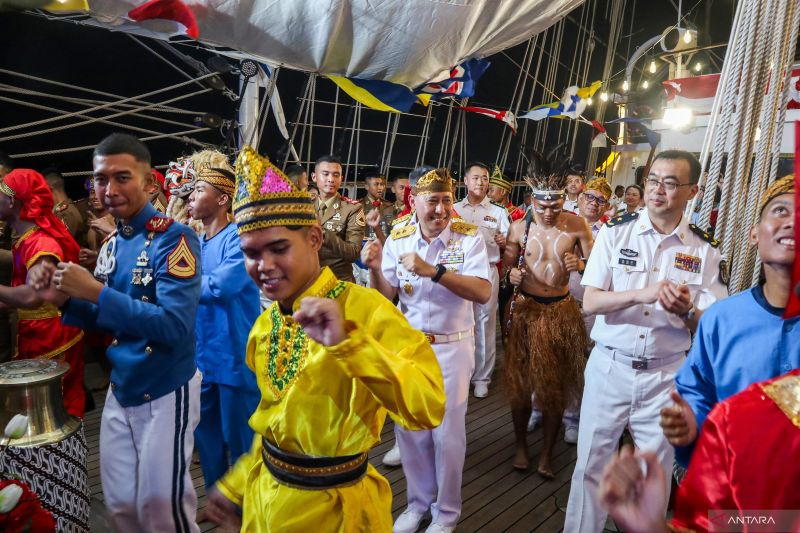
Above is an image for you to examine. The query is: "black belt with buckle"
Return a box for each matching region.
[632,359,648,370]
[261,438,368,490]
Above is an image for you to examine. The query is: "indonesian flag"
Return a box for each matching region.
[128,0,199,39]
[786,121,800,319]
[664,67,800,114]
[458,106,517,134]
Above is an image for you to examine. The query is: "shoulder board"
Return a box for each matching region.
[55,203,68,213]
[341,196,360,205]
[451,221,478,236]
[145,216,175,233]
[390,225,415,240]
[392,213,411,226]
[605,211,639,228]
[689,224,719,247]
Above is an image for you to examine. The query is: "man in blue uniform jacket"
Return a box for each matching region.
[36,133,203,532]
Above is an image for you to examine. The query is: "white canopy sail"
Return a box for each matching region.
[80,0,583,87]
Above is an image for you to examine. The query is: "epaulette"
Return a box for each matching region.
[689,224,719,247]
[145,216,175,233]
[451,221,478,236]
[55,202,68,213]
[341,195,360,205]
[390,224,415,240]
[605,211,639,227]
[392,213,411,226]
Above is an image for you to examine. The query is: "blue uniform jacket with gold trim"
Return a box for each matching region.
[63,202,201,407]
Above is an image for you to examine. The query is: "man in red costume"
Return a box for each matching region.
[0,169,85,417]
[599,368,800,533]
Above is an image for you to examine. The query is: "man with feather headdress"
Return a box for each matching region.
[165,149,233,234]
[502,147,593,477]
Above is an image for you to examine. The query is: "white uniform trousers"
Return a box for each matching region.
[564,346,682,533]
[397,337,474,527]
[471,266,499,386]
[100,371,202,533]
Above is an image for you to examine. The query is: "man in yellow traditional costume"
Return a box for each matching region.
[204,146,446,532]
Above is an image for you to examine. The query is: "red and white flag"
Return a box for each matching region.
[664,67,800,114]
[458,106,517,133]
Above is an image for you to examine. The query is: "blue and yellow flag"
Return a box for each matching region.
[328,76,417,113]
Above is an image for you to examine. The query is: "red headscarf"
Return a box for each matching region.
[2,169,80,262]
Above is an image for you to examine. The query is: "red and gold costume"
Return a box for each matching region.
[3,170,85,417]
[670,369,800,533]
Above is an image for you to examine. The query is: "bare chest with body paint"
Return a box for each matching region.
[520,218,577,296]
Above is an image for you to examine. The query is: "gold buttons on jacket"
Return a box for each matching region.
[111,339,118,346]
[143,394,151,401]
[145,346,153,355]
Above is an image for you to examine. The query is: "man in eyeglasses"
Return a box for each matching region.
[564,150,729,533]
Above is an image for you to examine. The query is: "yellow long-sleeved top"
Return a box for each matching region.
[216,267,445,532]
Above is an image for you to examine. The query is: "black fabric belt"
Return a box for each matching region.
[261,438,368,490]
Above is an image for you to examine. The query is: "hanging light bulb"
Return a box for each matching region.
[600,91,609,102]
[683,30,693,44]
[622,80,629,92]
[649,60,657,74]
[642,80,649,89]
[694,62,702,72]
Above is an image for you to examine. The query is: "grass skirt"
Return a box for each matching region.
[504,293,587,413]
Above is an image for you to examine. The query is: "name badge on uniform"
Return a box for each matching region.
[618,258,637,267]
[674,253,701,273]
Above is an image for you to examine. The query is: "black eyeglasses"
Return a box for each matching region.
[583,194,608,206]
[645,178,694,192]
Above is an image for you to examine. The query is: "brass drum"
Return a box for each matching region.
[0,359,89,532]
[0,359,81,446]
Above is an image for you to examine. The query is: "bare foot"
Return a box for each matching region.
[513,447,529,471]
[537,455,554,479]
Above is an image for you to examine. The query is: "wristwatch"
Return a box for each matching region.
[431,264,447,283]
[681,304,697,322]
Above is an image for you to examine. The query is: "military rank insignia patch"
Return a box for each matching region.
[167,234,197,278]
[674,252,702,273]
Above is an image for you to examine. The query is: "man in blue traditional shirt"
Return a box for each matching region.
[661,175,798,467]
[187,166,261,490]
[34,133,203,532]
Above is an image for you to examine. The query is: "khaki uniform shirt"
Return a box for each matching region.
[54,199,88,248]
[316,193,365,282]
[360,196,395,239]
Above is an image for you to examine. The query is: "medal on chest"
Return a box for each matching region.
[131,231,155,286]
[674,252,702,274]
[403,281,413,295]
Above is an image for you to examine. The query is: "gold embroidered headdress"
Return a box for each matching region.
[233,146,317,234]
[584,177,612,200]
[759,175,795,217]
[412,168,454,197]
[196,167,236,197]
[489,165,513,193]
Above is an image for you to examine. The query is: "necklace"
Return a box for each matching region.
[264,280,347,398]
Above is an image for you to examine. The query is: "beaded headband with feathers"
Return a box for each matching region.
[523,144,574,199]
